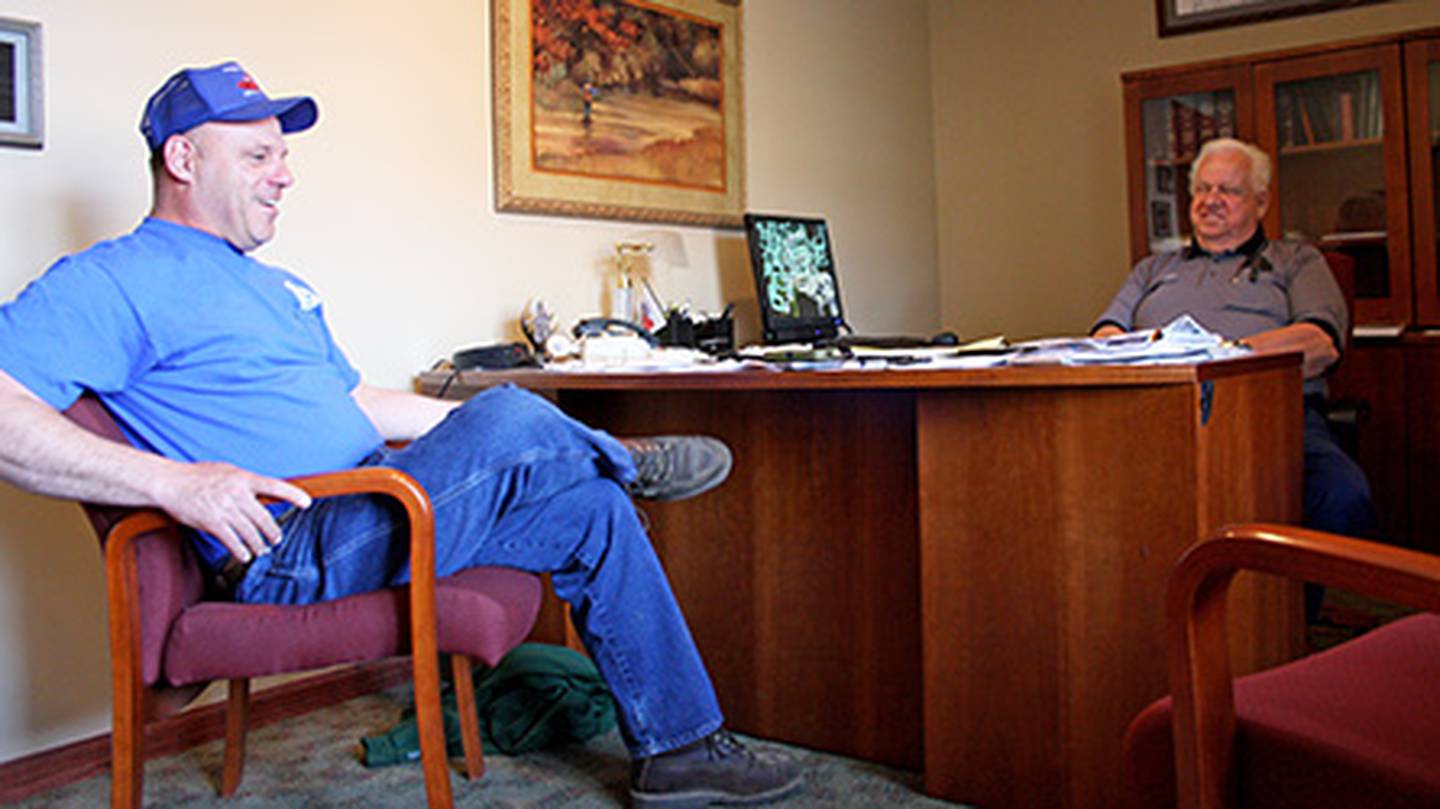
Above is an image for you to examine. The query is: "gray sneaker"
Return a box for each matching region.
[620,436,733,502]
[630,730,804,808]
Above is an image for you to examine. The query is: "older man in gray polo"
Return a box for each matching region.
[1093,137,1375,615]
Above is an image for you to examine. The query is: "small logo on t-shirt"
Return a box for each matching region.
[284,279,322,312]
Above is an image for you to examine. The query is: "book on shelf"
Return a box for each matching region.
[1143,98,1174,161]
[1198,93,1217,142]
[1176,98,1198,158]
[1277,91,1299,147]
[1300,92,1327,143]
[1360,73,1382,139]
[1338,90,1355,141]
[1215,93,1236,138]
[1145,92,1237,163]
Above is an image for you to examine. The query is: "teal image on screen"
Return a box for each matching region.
[744,213,846,344]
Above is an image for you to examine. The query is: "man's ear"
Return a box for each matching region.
[160,134,198,183]
[1255,187,1271,218]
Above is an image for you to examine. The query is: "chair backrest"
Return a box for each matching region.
[63,394,206,686]
[1321,250,1356,339]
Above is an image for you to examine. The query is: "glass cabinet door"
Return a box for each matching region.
[1408,38,1440,325]
[1256,47,1409,327]
[1140,91,1240,253]
[1123,67,1253,264]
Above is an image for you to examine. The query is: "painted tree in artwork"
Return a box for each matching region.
[528,0,727,189]
[531,0,721,103]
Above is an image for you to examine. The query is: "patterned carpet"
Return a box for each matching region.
[15,683,967,808]
[17,589,1409,808]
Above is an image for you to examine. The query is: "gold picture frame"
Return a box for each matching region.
[493,0,744,228]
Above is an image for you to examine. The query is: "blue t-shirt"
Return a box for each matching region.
[0,218,383,568]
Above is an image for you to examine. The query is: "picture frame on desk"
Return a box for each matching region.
[1155,0,1390,38]
[493,0,745,228]
[0,16,43,149]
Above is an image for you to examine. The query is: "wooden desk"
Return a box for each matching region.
[418,357,1304,809]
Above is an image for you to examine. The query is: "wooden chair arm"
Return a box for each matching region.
[102,465,451,805]
[1166,523,1440,809]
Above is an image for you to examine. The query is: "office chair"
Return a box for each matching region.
[1318,250,1368,457]
[1122,523,1440,809]
[64,394,542,808]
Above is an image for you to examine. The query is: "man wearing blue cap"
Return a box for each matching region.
[0,62,802,808]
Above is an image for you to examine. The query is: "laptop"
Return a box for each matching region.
[743,212,938,348]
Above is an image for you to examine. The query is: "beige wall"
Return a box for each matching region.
[930,0,1440,341]
[0,0,939,760]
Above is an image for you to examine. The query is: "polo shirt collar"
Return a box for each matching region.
[1182,225,1267,261]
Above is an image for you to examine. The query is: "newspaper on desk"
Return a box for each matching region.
[542,315,1246,373]
[1006,314,1249,367]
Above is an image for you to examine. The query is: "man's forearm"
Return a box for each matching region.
[0,370,177,506]
[0,369,311,562]
[1242,322,1339,379]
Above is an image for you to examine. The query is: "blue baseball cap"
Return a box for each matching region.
[140,61,317,151]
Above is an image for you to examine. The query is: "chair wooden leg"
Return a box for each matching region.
[450,654,485,780]
[110,679,145,809]
[220,678,250,796]
[414,651,455,808]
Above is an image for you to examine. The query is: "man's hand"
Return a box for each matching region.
[151,461,312,563]
[1092,325,1125,339]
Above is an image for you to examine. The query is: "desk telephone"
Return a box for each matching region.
[573,317,659,346]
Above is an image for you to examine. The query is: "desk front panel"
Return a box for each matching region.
[918,367,1302,809]
[559,387,925,769]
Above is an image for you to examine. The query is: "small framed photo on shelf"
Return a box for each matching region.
[1155,165,1175,194]
[1151,200,1175,239]
[0,16,42,149]
[493,0,745,227]
[1155,0,1390,38]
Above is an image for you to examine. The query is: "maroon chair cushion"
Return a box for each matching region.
[165,567,542,684]
[1123,612,1440,809]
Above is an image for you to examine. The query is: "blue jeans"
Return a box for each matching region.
[1301,400,1376,620]
[236,384,724,757]
[1303,402,1375,538]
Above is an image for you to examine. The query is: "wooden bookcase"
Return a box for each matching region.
[1122,28,1440,550]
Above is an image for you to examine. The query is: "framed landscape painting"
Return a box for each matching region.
[494,0,744,227]
[1156,0,1389,37]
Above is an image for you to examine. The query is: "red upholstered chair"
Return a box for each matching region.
[64,395,542,808]
[1122,524,1440,809]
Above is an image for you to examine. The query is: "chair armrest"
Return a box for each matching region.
[1166,523,1440,809]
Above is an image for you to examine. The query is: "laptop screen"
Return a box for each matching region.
[743,213,846,344]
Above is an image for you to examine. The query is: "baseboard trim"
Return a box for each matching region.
[0,658,412,803]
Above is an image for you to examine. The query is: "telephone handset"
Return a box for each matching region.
[573,317,659,347]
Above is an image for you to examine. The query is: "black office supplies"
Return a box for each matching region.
[452,342,540,370]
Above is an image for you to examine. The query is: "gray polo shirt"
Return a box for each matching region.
[1093,234,1346,396]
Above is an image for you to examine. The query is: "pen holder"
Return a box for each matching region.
[657,310,734,354]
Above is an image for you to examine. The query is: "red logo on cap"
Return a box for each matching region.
[237,76,260,91]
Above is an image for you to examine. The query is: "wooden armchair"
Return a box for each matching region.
[65,395,542,808]
[1123,523,1440,809]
